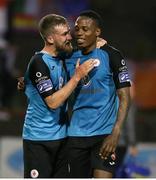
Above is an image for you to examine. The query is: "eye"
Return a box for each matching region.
[64,32,68,35]
[63,30,70,36]
[83,27,88,32]
[75,26,79,31]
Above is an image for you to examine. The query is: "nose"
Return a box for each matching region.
[76,29,83,36]
[67,33,72,40]
[75,29,83,36]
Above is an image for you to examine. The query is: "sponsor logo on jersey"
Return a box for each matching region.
[118,72,130,83]
[35,76,48,83]
[121,59,126,66]
[30,169,39,178]
[36,72,42,78]
[109,161,115,166]
[119,66,128,71]
[37,79,53,93]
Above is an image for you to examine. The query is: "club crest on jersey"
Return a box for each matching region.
[93,59,100,67]
[30,169,39,178]
[79,75,91,87]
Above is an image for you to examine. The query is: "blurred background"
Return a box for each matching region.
[0,0,156,178]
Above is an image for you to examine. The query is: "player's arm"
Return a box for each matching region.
[112,51,131,141]
[99,50,131,159]
[112,86,131,146]
[29,57,95,110]
[45,59,95,109]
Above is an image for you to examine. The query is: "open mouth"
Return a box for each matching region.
[77,39,85,44]
[65,41,71,45]
[65,42,72,48]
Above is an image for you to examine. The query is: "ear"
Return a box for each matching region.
[96,28,101,37]
[46,35,54,44]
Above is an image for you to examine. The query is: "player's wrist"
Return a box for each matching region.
[72,74,81,82]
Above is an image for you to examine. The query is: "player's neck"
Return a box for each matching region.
[42,46,58,57]
[81,44,96,55]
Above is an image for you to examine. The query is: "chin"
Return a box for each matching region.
[77,42,86,49]
[66,46,73,54]
[77,45,84,49]
[66,43,73,51]
[59,48,73,59]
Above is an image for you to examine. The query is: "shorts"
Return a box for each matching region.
[23,138,68,178]
[67,135,117,178]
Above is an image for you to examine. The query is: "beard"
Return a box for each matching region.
[56,41,73,59]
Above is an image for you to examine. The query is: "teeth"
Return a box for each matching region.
[77,39,84,42]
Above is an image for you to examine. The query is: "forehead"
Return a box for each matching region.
[54,23,70,33]
[75,16,96,27]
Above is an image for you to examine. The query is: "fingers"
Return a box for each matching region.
[18,81,24,87]
[83,58,96,69]
[17,76,25,91]
[17,81,24,91]
[83,59,95,73]
[99,149,114,160]
[99,141,115,160]
[75,58,97,80]
[17,76,24,82]
[77,58,97,69]
[96,38,107,48]
[76,58,80,68]
[99,146,110,160]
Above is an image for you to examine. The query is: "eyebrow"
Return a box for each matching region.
[62,29,70,35]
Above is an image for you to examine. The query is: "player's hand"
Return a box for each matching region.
[74,58,95,81]
[17,77,25,91]
[96,37,107,48]
[99,127,120,159]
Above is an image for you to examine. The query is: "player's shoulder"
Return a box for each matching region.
[100,44,121,55]
[28,52,42,66]
[28,52,50,72]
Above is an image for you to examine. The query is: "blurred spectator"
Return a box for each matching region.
[0,39,19,120]
[0,0,10,38]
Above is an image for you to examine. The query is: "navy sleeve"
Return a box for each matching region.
[28,54,55,98]
[101,45,131,89]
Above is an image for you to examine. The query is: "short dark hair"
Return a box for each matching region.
[78,10,104,30]
[38,14,67,40]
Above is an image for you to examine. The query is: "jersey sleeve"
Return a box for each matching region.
[109,49,131,89]
[28,55,55,98]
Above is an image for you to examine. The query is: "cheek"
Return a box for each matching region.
[55,36,65,44]
[56,39,66,48]
[86,35,96,44]
[58,37,65,44]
